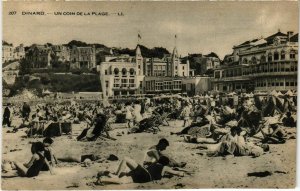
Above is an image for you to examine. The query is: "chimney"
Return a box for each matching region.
[287,31,294,42]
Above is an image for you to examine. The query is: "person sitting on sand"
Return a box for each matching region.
[144,138,186,168]
[42,137,58,168]
[96,156,186,185]
[77,112,114,141]
[12,142,53,177]
[282,112,296,127]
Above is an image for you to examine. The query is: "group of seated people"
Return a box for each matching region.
[2,138,191,186]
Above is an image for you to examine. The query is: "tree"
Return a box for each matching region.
[19,58,31,75]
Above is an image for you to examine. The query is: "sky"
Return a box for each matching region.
[3,1,298,59]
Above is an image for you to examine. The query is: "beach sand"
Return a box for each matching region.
[1,119,296,189]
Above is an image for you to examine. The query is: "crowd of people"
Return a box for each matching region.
[2,91,297,186]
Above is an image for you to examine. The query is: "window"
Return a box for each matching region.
[269,63,274,72]
[290,82,295,86]
[274,52,279,60]
[243,58,248,65]
[114,68,119,76]
[114,79,120,87]
[105,70,108,75]
[122,68,127,76]
[290,51,296,59]
[281,51,285,60]
[105,81,109,88]
[164,81,172,90]
[251,57,257,64]
[285,63,291,72]
[286,82,290,86]
[129,68,135,76]
[274,64,278,72]
[129,79,135,87]
[268,53,272,62]
[121,79,128,87]
[291,65,295,71]
[175,66,178,70]
[173,80,182,90]
[215,71,221,78]
[183,72,185,76]
[155,82,163,90]
[280,82,284,86]
[260,55,266,63]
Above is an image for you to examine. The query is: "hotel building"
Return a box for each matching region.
[212,30,298,93]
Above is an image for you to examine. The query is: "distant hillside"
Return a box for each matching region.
[64,40,108,49]
[7,73,101,96]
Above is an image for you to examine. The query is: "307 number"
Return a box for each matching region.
[8,11,17,15]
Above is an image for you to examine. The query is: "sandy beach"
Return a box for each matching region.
[1,119,296,189]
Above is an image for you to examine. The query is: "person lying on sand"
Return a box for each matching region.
[196,125,270,157]
[5,142,53,177]
[56,152,103,163]
[144,138,186,168]
[96,156,190,185]
[261,124,287,144]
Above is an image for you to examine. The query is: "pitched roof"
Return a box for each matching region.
[290,33,298,42]
[235,38,260,48]
[264,31,287,41]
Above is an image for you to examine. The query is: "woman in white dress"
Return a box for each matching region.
[125,102,134,128]
[133,100,143,125]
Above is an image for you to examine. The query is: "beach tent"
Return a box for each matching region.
[270,90,278,97]
[285,90,294,97]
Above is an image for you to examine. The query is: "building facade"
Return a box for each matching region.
[14,44,25,60]
[98,46,144,97]
[2,41,14,63]
[70,46,96,69]
[25,45,54,68]
[144,48,190,77]
[212,30,298,93]
[52,45,70,62]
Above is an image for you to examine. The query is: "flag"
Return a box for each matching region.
[138,34,142,39]
[175,34,177,39]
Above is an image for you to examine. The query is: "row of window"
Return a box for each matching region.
[256,80,297,87]
[113,78,135,88]
[215,62,298,78]
[242,50,297,65]
[145,80,182,91]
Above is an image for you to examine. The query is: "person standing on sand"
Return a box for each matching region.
[181,102,191,127]
[22,102,31,119]
[133,100,143,125]
[3,105,11,127]
[125,102,134,128]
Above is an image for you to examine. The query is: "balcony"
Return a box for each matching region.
[213,70,297,83]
